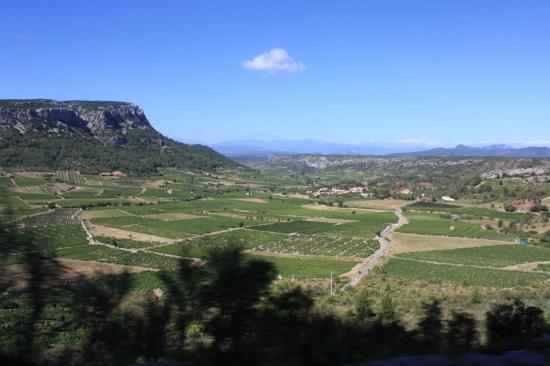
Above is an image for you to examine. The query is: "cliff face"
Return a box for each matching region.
[0,100,153,146]
[0,99,239,174]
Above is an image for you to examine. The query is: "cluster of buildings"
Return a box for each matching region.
[308,186,366,198]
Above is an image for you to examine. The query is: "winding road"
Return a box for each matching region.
[348,207,408,287]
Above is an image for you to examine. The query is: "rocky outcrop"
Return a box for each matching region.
[0,100,152,146]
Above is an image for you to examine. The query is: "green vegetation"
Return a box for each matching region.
[398,213,516,240]
[396,245,550,268]
[250,220,336,234]
[92,215,257,239]
[2,154,550,365]
[153,229,378,259]
[383,258,549,288]
[57,245,181,270]
[405,201,531,220]
[247,254,357,278]
[94,236,161,249]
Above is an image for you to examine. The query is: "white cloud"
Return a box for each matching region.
[242,48,305,73]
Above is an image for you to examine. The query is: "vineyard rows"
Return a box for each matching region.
[18,209,81,227]
[383,257,549,288]
[55,171,88,185]
[398,214,516,240]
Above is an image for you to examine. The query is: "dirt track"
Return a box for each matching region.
[345,208,408,287]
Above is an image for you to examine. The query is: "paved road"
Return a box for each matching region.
[348,208,408,287]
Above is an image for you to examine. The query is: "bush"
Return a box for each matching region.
[486,298,548,345]
[504,204,516,212]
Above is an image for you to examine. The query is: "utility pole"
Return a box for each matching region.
[330,272,333,296]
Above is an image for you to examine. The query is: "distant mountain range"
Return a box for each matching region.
[409,144,550,158]
[211,139,424,157]
[211,140,550,158]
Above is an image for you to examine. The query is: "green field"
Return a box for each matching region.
[94,236,163,249]
[151,229,286,258]
[383,257,549,288]
[250,220,337,234]
[91,215,257,239]
[395,245,550,268]
[404,201,530,220]
[152,229,378,259]
[57,245,182,270]
[247,254,357,278]
[397,213,516,240]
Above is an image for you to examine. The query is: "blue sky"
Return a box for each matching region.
[2,0,550,147]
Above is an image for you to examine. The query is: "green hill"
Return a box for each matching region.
[0,99,239,174]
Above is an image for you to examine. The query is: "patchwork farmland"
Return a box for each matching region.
[1,169,549,288]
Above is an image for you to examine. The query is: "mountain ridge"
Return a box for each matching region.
[0,99,239,174]
[408,144,550,158]
[211,139,550,158]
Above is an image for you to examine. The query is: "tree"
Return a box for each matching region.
[378,284,396,321]
[504,204,517,212]
[446,312,478,352]
[355,288,375,320]
[418,299,443,351]
[486,298,548,345]
[200,247,276,363]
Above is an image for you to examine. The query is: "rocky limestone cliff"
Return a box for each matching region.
[0,100,152,146]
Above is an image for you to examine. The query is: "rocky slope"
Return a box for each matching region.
[259,154,550,176]
[0,99,238,174]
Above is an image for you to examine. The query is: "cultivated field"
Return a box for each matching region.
[388,232,511,254]
[346,199,410,210]
[2,169,549,287]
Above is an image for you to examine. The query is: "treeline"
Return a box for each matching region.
[0,128,238,175]
[0,221,549,365]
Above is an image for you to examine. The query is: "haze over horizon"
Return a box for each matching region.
[2,0,550,146]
